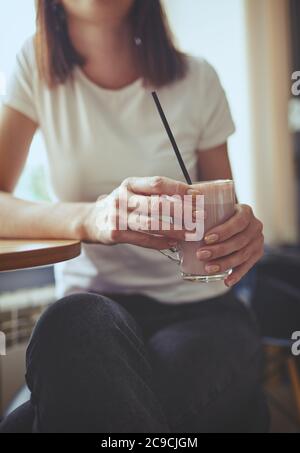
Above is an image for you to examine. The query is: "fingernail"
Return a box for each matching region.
[226,279,236,287]
[205,264,220,274]
[205,234,219,244]
[197,250,212,260]
[187,189,202,196]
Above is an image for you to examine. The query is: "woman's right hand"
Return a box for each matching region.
[81,176,196,250]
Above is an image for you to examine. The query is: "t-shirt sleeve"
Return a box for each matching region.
[197,60,235,150]
[3,39,38,123]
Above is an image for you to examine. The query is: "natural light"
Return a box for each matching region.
[0,0,254,206]
[0,0,49,202]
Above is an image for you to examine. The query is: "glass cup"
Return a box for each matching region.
[161,179,236,283]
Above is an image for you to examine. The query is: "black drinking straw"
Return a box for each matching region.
[151,91,193,186]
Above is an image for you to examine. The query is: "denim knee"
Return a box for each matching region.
[23,294,167,433]
[30,292,139,343]
[25,293,144,390]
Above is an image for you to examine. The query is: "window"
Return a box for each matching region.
[164,0,254,207]
[0,0,50,202]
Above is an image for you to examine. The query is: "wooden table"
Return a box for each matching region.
[0,240,81,272]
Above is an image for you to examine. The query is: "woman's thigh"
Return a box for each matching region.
[147,297,269,433]
[1,293,168,433]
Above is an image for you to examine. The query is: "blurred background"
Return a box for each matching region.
[0,0,300,433]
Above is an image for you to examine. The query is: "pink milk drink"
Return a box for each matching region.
[180,180,236,282]
[161,180,236,283]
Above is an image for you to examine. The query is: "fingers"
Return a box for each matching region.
[197,220,263,262]
[117,230,174,250]
[127,212,186,240]
[201,236,264,277]
[204,204,254,245]
[225,248,265,287]
[127,192,184,220]
[127,194,204,231]
[195,204,264,285]
[122,176,190,197]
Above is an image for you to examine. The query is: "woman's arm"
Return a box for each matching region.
[0,106,91,240]
[196,143,264,287]
[197,143,233,182]
[0,106,37,193]
[0,107,189,249]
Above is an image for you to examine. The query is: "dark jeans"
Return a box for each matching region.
[0,291,269,433]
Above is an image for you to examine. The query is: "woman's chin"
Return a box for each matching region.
[61,0,135,25]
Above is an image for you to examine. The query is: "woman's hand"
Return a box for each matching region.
[196,204,264,287]
[81,176,193,250]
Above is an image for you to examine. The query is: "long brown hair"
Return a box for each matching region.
[35,0,188,88]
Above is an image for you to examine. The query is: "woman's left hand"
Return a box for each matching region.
[196,204,264,287]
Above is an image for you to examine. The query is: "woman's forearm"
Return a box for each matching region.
[0,191,92,240]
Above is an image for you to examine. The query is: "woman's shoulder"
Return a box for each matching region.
[12,36,39,84]
[184,54,221,85]
[17,36,36,67]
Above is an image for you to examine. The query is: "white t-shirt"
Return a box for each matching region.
[4,38,236,304]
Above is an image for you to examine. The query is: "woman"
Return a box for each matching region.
[0,0,267,433]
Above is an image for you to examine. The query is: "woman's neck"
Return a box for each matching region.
[68,19,140,90]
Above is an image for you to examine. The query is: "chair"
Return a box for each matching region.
[236,248,300,428]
